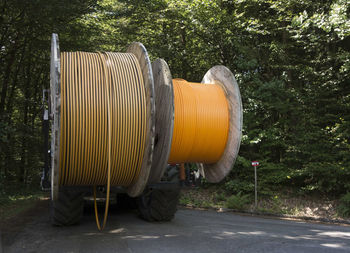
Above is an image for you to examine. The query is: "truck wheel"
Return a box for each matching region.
[51,188,84,226]
[137,188,180,221]
[137,165,180,221]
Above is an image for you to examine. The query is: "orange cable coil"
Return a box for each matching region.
[168,78,230,164]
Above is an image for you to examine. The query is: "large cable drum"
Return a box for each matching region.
[149,61,243,183]
[49,33,242,229]
[50,34,155,201]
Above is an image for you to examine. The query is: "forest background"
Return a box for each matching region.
[0,0,349,216]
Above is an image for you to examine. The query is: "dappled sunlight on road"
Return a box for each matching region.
[3,207,350,253]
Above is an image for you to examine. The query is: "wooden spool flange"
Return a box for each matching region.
[50,33,61,201]
[147,59,174,183]
[126,42,155,197]
[200,65,243,182]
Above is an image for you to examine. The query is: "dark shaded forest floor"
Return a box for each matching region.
[0,198,49,248]
[179,187,350,224]
[0,186,49,223]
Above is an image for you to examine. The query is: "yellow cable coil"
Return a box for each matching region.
[59,51,147,187]
[168,78,230,164]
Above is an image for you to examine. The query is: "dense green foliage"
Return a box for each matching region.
[0,0,349,197]
[225,192,251,210]
[337,192,350,217]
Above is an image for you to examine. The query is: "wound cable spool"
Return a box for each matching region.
[168,78,230,163]
[50,34,155,201]
[149,61,242,183]
[60,51,146,186]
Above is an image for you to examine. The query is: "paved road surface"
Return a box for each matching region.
[1,202,350,253]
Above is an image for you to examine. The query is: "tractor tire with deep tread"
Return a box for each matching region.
[51,188,85,226]
[137,188,180,221]
[137,165,180,221]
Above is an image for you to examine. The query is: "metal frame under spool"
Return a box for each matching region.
[200,66,243,182]
[50,35,156,200]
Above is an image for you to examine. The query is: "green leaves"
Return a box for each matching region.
[1,0,348,196]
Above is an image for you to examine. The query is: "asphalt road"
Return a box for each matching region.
[1,202,350,253]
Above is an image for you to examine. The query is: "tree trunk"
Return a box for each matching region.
[18,52,31,184]
[0,46,17,115]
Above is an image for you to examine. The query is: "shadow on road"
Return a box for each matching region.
[1,199,350,253]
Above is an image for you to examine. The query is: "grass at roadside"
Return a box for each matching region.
[179,187,350,222]
[0,186,49,222]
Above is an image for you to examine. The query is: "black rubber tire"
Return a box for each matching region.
[51,188,84,226]
[137,188,180,221]
[137,165,180,221]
